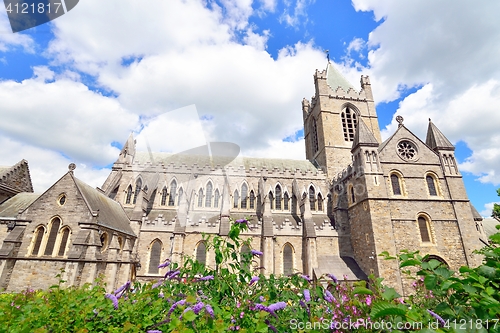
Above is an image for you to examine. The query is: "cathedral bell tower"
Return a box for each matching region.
[303,62,382,178]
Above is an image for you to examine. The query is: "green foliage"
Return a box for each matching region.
[2,219,500,333]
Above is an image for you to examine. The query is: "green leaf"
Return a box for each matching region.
[256,321,268,332]
[478,265,496,278]
[381,287,400,301]
[400,259,421,268]
[424,274,437,290]
[183,310,197,322]
[352,287,373,295]
[370,301,407,319]
[462,284,478,294]
[434,267,452,279]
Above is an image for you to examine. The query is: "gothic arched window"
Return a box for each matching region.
[234,190,239,209]
[178,188,184,206]
[309,186,316,211]
[249,190,255,209]
[149,240,162,274]
[241,183,248,209]
[57,227,70,257]
[311,117,319,154]
[341,107,357,141]
[31,226,45,256]
[418,216,432,243]
[390,173,402,196]
[283,243,293,276]
[196,242,207,266]
[269,191,274,210]
[161,187,167,206]
[275,185,282,210]
[214,189,220,208]
[426,175,438,196]
[44,217,61,256]
[125,185,133,204]
[317,193,323,211]
[205,182,213,207]
[168,180,177,206]
[133,178,142,204]
[284,192,289,210]
[198,189,204,207]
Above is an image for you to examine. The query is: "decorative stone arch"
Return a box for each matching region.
[56,226,71,257]
[43,216,62,256]
[100,231,109,252]
[282,243,295,276]
[388,170,406,197]
[424,171,442,197]
[30,224,46,256]
[416,212,435,244]
[148,239,163,275]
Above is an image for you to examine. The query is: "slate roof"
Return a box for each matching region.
[426,121,454,151]
[74,176,136,237]
[326,62,356,93]
[471,204,483,221]
[483,217,500,238]
[133,152,320,174]
[0,193,40,219]
[352,118,379,150]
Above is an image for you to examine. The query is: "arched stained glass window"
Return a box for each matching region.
[149,240,162,274]
[317,193,323,211]
[234,190,239,209]
[241,184,248,209]
[196,242,206,266]
[214,189,220,208]
[205,182,213,207]
[391,174,402,195]
[44,217,61,256]
[125,185,133,204]
[284,192,289,210]
[168,180,177,206]
[426,175,437,196]
[249,191,255,209]
[269,191,274,210]
[31,226,45,256]
[161,187,167,206]
[418,217,431,243]
[309,186,316,211]
[57,227,70,257]
[283,243,293,275]
[198,189,204,207]
[133,178,142,204]
[275,185,282,210]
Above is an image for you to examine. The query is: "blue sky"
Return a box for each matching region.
[1,0,500,216]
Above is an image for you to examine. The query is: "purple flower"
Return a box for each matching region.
[303,289,311,302]
[249,276,259,286]
[105,293,119,310]
[251,249,263,256]
[301,275,312,282]
[196,275,214,281]
[114,281,131,298]
[259,296,265,302]
[427,309,445,327]
[266,319,278,333]
[205,304,215,317]
[268,301,286,312]
[158,259,171,269]
[324,290,334,303]
[166,299,186,319]
[147,331,163,333]
[235,219,248,224]
[158,292,164,298]
[193,302,204,314]
[152,280,163,289]
[165,269,180,279]
[254,303,268,312]
[327,274,338,283]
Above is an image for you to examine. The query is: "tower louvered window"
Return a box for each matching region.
[44,218,61,256]
[341,107,357,141]
[149,240,162,274]
[168,180,177,206]
[205,182,213,207]
[241,184,248,209]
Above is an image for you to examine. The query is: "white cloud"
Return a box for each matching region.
[480,202,499,219]
[0,11,34,52]
[280,0,314,28]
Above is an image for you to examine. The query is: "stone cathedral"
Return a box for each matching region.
[0,63,487,294]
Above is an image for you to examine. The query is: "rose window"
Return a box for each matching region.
[397,141,417,160]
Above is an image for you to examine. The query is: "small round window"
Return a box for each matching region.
[58,194,66,206]
[397,141,417,161]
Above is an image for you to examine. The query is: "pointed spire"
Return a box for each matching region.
[118,133,136,164]
[351,118,379,151]
[326,62,356,93]
[426,119,455,151]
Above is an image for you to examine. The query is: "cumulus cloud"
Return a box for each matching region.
[0,11,34,52]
